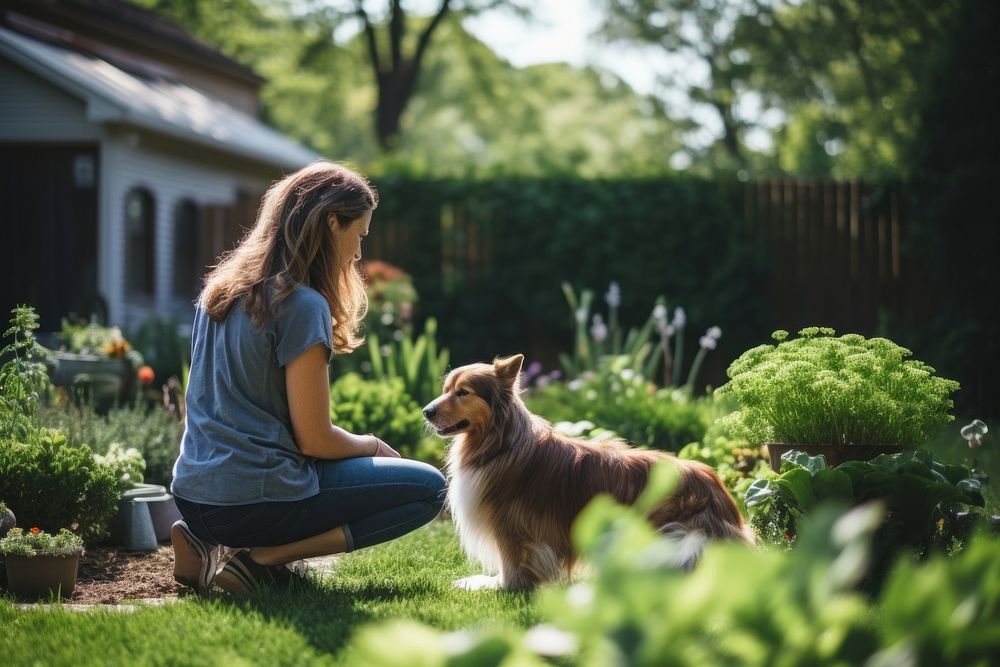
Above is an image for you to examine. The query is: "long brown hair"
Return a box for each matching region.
[200,161,378,353]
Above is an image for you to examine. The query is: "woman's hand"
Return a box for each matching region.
[370,435,401,458]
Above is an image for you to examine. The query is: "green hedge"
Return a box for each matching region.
[370,177,769,378]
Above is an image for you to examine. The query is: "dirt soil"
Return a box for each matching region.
[68,544,182,605]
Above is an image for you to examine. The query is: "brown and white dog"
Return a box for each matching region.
[423,354,753,591]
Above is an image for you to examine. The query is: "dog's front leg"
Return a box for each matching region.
[499,542,562,591]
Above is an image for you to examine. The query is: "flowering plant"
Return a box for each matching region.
[560,282,722,392]
[0,527,83,557]
[720,328,960,447]
[59,318,144,367]
[361,260,418,339]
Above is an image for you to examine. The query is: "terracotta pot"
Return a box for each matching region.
[766,443,909,472]
[4,550,82,599]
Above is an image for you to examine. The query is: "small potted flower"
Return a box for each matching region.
[0,526,84,599]
[719,327,960,470]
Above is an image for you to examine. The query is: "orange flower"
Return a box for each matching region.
[30,527,40,534]
[138,365,156,385]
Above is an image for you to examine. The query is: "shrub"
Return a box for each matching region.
[0,429,119,542]
[330,373,443,465]
[525,366,716,451]
[678,411,772,513]
[38,404,180,488]
[93,442,146,494]
[720,327,961,447]
[350,490,1000,666]
[746,448,986,589]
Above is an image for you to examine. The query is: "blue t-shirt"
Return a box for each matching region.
[171,285,334,505]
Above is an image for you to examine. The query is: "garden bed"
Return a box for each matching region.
[68,544,181,605]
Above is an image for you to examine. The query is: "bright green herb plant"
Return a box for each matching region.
[720,327,960,447]
[0,527,83,557]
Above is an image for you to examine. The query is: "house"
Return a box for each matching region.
[0,0,318,333]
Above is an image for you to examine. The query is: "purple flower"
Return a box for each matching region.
[605,281,621,308]
[590,314,608,343]
[673,307,686,329]
[699,335,717,350]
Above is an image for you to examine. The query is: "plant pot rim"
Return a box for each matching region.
[2,547,85,559]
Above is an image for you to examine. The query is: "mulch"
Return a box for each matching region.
[67,543,182,605]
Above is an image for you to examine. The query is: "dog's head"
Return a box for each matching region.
[422,354,524,438]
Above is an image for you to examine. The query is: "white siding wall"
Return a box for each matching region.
[0,59,99,141]
[100,133,271,331]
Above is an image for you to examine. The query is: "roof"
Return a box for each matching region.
[2,0,265,87]
[0,26,319,170]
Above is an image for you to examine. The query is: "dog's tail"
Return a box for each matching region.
[657,522,709,571]
[651,460,755,569]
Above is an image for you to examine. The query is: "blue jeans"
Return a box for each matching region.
[174,457,446,552]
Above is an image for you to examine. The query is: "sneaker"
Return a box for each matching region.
[171,520,221,594]
[214,550,305,598]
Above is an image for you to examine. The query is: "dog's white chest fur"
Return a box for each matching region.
[447,465,503,574]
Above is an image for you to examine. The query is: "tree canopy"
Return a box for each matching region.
[133,0,980,180]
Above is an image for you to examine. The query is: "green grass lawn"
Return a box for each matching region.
[0,521,537,667]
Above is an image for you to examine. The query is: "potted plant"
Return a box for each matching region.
[47,318,144,411]
[720,327,960,470]
[0,527,84,598]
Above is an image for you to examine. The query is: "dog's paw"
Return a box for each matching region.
[452,574,501,591]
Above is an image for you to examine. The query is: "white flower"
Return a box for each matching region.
[380,312,394,326]
[568,379,584,391]
[653,304,668,325]
[620,369,636,381]
[658,322,675,337]
[699,335,717,350]
[574,307,587,325]
[392,329,405,342]
[673,307,686,329]
[707,326,722,339]
[585,389,598,401]
[961,419,988,448]
[380,345,392,357]
[605,281,621,308]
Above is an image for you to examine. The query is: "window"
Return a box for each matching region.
[125,188,155,298]
[172,199,201,299]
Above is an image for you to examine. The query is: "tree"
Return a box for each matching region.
[736,0,963,179]
[348,0,532,151]
[595,0,762,173]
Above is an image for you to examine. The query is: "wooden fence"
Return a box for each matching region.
[742,180,930,335]
[199,180,933,340]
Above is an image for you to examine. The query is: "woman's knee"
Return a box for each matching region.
[416,462,447,508]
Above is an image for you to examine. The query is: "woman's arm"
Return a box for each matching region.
[286,343,398,459]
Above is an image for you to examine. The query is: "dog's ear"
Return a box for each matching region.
[493,354,524,388]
